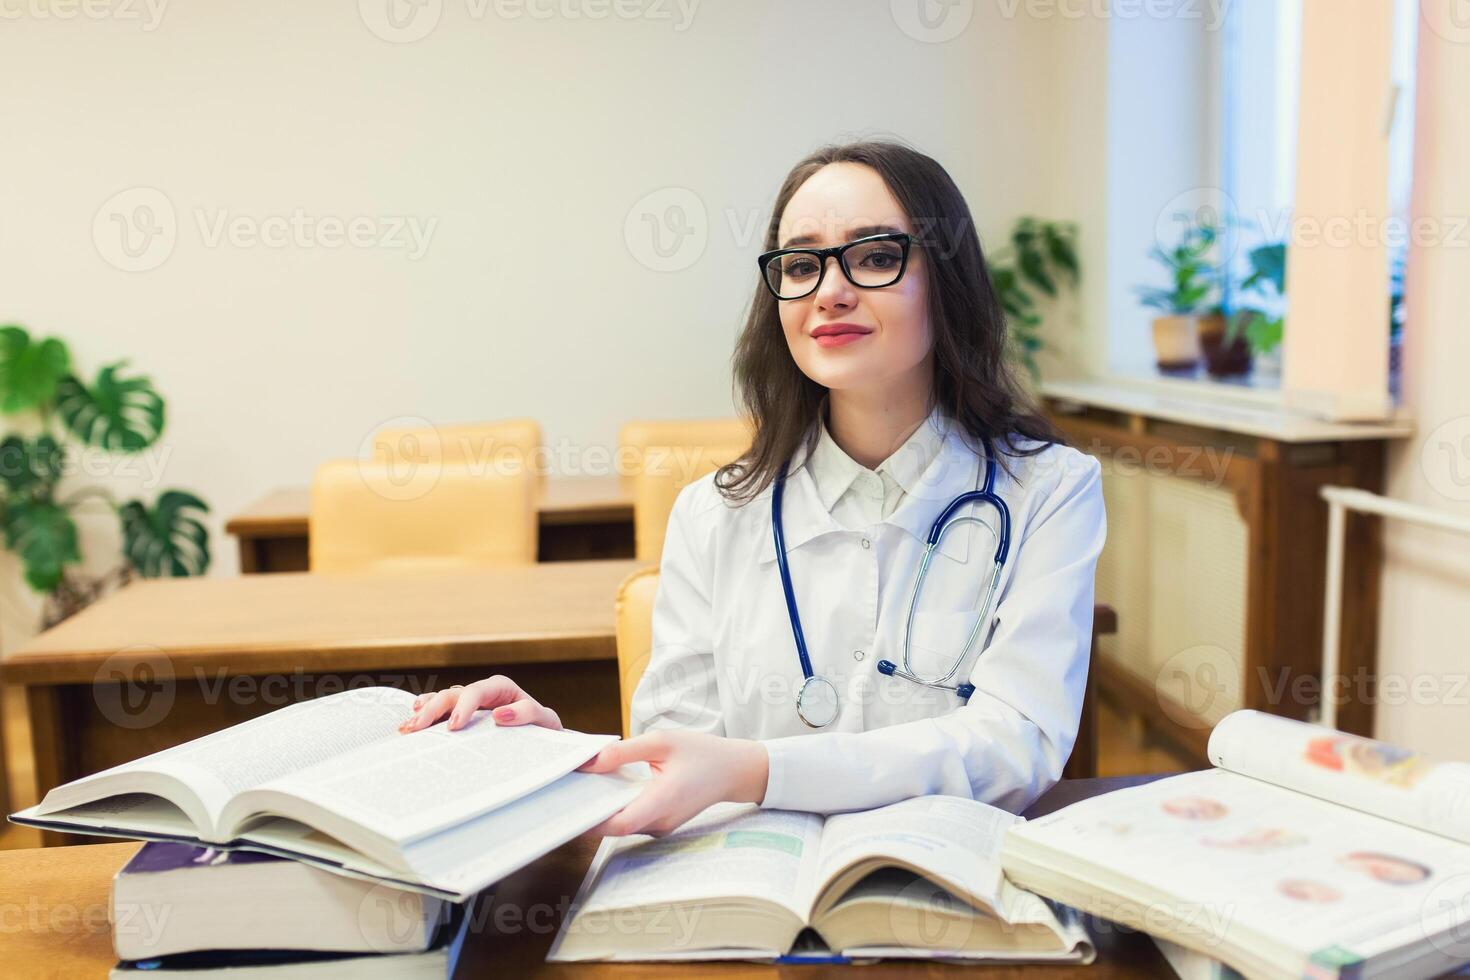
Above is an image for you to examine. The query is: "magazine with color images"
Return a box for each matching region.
[1002,709,1470,980]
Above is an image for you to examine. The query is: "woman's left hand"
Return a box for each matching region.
[576,731,769,837]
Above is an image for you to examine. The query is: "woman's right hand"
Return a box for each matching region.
[397,675,563,734]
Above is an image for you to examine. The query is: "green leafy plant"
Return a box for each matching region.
[1389,248,1406,343]
[1136,214,1224,316]
[990,217,1080,380]
[1228,242,1286,355]
[0,324,210,626]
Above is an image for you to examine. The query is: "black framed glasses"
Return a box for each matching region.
[757,232,913,301]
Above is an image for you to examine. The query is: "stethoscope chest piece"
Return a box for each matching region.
[795,674,839,728]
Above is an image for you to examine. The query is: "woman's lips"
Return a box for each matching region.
[812,329,871,348]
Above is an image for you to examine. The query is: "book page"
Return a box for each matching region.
[244,710,615,844]
[816,795,1019,916]
[241,767,649,901]
[568,803,825,922]
[39,687,417,835]
[1209,709,1470,845]
[1006,768,1470,966]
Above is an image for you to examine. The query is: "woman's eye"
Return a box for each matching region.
[859,250,900,269]
[784,257,819,279]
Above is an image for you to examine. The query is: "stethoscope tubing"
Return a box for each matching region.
[773,434,1009,710]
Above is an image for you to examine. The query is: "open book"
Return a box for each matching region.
[10,687,647,900]
[1002,709,1470,980]
[547,795,1094,963]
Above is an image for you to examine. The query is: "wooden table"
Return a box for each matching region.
[2,560,644,830]
[227,475,636,572]
[0,775,1176,978]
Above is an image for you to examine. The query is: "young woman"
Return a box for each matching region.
[400,140,1107,838]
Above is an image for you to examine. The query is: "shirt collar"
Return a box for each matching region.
[806,402,950,511]
[757,410,987,565]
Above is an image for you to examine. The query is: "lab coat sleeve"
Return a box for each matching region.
[759,451,1106,815]
[628,480,726,737]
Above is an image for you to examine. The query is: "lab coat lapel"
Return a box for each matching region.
[881,426,985,564]
[756,440,845,565]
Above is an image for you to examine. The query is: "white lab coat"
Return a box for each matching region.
[628,414,1107,816]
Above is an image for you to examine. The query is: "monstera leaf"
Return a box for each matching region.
[55,362,165,452]
[1,499,81,592]
[119,490,210,578]
[0,435,64,499]
[0,325,71,414]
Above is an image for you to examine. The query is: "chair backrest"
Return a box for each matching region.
[632,441,747,562]
[614,566,663,738]
[310,458,537,573]
[619,417,752,563]
[614,567,1112,777]
[371,418,541,473]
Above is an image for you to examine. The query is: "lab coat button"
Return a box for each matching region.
[852,650,866,661]
[861,538,871,550]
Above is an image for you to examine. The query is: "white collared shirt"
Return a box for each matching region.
[628,410,1107,816]
[807,406,948,529]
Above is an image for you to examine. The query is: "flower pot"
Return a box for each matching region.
[1197,313,1251,378]
[1253,345,1283,379]
[1151,315,1202,374]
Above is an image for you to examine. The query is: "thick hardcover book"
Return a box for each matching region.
[12,687,646,900]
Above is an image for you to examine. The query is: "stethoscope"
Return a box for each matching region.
[772,435,1011,729]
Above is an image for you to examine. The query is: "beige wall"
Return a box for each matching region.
[1374,0,1470,756]
[0,0,1070,628]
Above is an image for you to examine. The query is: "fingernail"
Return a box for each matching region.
[494,707,514,722]
[448,715,461,730]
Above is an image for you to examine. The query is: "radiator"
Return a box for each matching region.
[1095,463,1250,728]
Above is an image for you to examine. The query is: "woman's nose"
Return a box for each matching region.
[813,255,856,311]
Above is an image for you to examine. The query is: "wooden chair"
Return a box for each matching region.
[371,418,540,472]
[310,458,536,573]
[617,418,751,562]
[613,566,1115,780]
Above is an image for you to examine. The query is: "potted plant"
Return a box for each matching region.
[1136,215,1230,375]
[1229,242,1286,378]
[990,217,1080,382]
[1389,248,1405,402]
[0,324,211,628]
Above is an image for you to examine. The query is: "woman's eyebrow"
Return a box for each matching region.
[779,224,907,249]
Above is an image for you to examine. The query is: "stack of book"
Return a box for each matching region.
[107,842,472,977]
[8,686,648,976]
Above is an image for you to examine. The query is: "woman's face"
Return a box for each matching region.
[774,162,932,398]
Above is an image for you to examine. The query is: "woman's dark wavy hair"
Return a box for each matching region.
[715,138,1060,503]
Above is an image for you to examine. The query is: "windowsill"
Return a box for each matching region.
[1100,363,1286,407]
[1038,374,1414,444]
